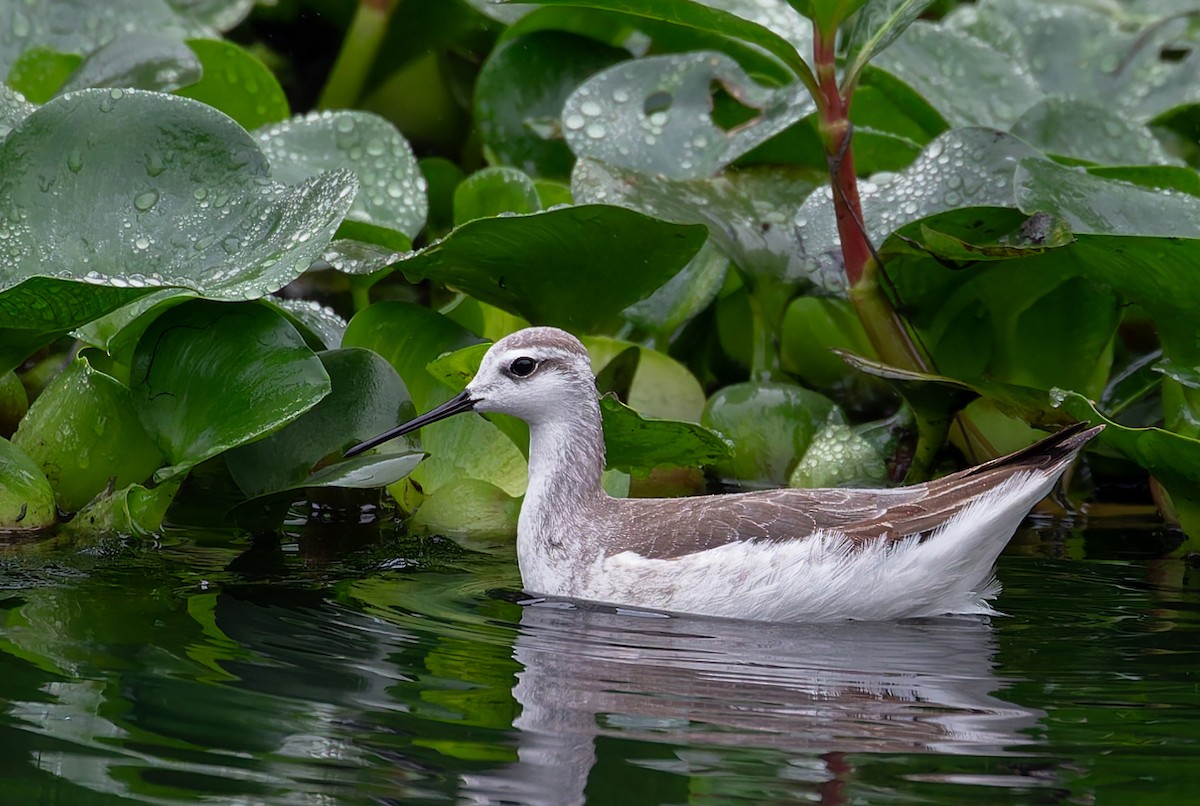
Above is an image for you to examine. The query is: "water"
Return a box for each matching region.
[0,522,1196,805]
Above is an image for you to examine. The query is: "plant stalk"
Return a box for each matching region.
[317,0,398,110]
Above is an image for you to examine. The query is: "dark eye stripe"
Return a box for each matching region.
[509,357,537,377]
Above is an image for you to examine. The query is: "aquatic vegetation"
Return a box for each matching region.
[1,0,1198,547]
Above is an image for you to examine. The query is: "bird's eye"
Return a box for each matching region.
[509,357,537,377]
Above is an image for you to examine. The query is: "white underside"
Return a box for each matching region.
[522,472,1049,622]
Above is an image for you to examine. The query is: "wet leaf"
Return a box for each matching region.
[563,51,815,180]
[585,336,708,422]
[842,0,936,90]
[0,89,357,373]
[226,348,414,499]
[165,0,256,31]
[601,395,732,473]
[256,110,426,243]
[408,478,520,540]
[343,302,528,497]
[623,240,728,337]
[1054,390,1200,542]
[701,381,837,485]
[176,38,290,130]
[873,22,1042,129]
[60,33,202,94]
[396,205,707,331]
[514,0,813,78]
[574,159,827,288]
[0,85,35,139]
[12,355,163,512]
[1010,98,1178,166]
[130,300,331,481]
[0,437,56,533]
[0,0,210,76]
[780,296,876,390]
[789,411,887,488]
[268,298,347,350]
[453,167,541,226]
[0,371,27,436]
[475,30,628,178]
[7,48,81,102]
[62,478,182,538]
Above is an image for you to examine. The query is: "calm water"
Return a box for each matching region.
[1,521,1197,805]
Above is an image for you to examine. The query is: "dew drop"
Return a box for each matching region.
[67,149,83,174]
[134,190,159,212]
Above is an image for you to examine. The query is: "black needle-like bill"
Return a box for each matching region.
[343,389,477,458]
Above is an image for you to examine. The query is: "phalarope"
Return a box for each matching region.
[347,327,1101,622]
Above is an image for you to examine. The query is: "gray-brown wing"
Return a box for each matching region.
[613,422,1101,560]
[613,485,931,559]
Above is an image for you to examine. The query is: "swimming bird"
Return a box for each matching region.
[346,327,1102,622]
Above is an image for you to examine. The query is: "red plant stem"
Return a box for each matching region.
[812,29,931,373]
[813,35,870,288]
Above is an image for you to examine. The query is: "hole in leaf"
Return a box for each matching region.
[643,91,672,116]
[710,81,760,134]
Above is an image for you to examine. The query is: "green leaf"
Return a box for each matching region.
[0,437,56,533]
[0,84,35,138]
[0,370,27,437]
[787,0,868,31]
[874,22,1041,129]
[842,0,935,91]
[62,478,182,538]
[453,167,541,226]
[225,348,414,499]
[601,395,732,473]
[623,240,729,337]
[165,0,255,31]
[789,411,887,488]
[574,159,826,287]
[563,51,815,180]
[0,0,210,76]
[1054,390,1200,543]
[1010,98,1178,166]
[0,89,357,373]
[342,302,527,497]
[701,381,837,485]
[511,0,814,80]
[268,297,347,351]
[396,205,707,330]
[176,38,290,130]
[408,478,520,540]
[60,33,202,94]
[585,336,707,422]
[256,110,427,242]
[129,300,331,480]
[12,355,163,512]
[475,30,627,179]
[6,48,81,103]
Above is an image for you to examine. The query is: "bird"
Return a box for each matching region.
[346,326,1103,622]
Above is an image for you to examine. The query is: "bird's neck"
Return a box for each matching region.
[524,394,607,510]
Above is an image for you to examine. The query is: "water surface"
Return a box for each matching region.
[0,523,1196,804]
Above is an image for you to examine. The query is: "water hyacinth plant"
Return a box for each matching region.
[0,0,1198,549]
